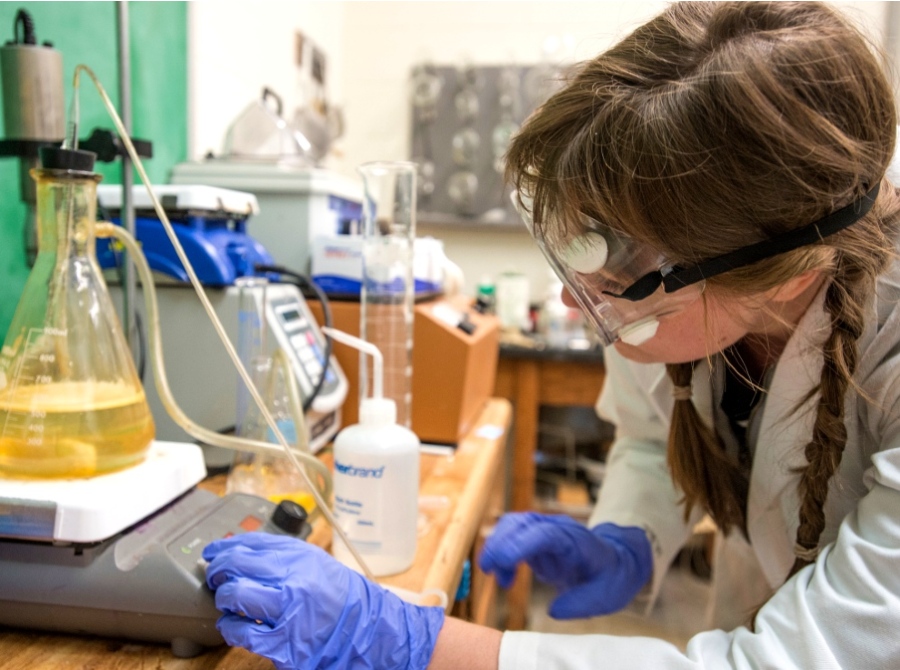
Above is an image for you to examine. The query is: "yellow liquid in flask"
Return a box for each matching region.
[0,381,155,479]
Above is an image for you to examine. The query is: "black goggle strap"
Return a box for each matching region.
[606,183,880,302]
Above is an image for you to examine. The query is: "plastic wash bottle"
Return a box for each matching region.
[323,327,420,576]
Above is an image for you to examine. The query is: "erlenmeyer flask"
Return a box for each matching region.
[0,147,155,478]
[226,353,317,513]
[226,276,317,510]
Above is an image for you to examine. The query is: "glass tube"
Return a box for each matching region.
[227,276,270,495]
[234,276,269,439]
[358,161,417,428]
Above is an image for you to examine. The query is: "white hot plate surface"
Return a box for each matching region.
[0,441,207,543]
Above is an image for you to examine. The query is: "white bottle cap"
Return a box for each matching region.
[360,397,397,426]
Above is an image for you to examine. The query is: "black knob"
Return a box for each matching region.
[271,500,309,535]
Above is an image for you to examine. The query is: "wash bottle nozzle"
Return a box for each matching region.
[321,327,395,426]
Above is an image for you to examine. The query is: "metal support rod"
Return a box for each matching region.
[116,0,138,358]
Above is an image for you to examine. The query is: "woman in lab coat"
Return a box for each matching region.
[202,2,900,668]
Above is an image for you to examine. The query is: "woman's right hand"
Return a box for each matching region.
[203,532,445,670]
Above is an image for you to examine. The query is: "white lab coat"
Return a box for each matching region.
[499,263,900,669]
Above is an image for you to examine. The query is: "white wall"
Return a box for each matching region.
[187,1,346,160]
[337,2,668,171]
[187,1,891,303]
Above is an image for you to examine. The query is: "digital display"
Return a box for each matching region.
[281,309,301,322]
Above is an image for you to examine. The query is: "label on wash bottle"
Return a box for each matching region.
[334,457,386,549]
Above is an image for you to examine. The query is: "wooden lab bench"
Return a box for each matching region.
[0,398,512,669]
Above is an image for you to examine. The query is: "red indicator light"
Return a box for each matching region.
[240,515,263,531]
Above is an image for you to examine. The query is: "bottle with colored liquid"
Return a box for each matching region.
[0,147,154,478]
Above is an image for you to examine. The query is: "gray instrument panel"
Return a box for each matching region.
[0,488,310,658]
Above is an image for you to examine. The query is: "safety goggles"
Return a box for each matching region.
[512,184,879,346]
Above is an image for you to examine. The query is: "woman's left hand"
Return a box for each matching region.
[479,512,653,619]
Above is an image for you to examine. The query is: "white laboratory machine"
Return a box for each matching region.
[122,281,349,465]
[170,161,363,275]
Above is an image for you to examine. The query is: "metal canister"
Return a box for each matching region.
[1,22,64,141]
[1,10,65,265]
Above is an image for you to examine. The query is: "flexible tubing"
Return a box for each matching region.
[97,223,332,519]
[78,64,374,580]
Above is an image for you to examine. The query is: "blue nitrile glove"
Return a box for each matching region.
[203,533,445,670]
[478,512,653,619]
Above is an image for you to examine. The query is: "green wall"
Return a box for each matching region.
[0,1,188,341]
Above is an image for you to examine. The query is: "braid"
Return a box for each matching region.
[666,361,748,535]
[788,254,867,576]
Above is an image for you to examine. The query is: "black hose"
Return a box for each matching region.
[254,264,333,414]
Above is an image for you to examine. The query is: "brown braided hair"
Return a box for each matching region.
[505,1,900,578]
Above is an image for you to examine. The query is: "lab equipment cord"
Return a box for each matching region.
[254,264,333,414]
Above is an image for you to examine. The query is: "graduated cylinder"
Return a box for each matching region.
[357,161,417,428]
